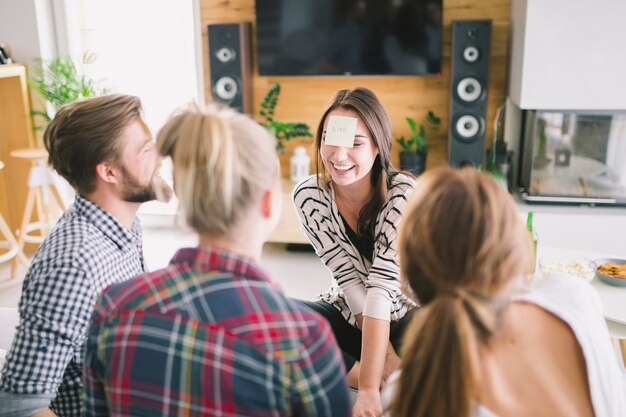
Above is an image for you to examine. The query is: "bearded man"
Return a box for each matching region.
[0,94,172,417]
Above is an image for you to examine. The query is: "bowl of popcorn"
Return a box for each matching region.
[538,256,595,283]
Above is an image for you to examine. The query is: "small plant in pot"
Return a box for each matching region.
[395,111,440,176]
[484,101,509,189]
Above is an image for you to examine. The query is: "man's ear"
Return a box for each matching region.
[95,161,119,185]
[261,189,273,219]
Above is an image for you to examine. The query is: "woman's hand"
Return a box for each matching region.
[353,388,383,417]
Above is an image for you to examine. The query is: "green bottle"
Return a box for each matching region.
[526,211,538,272]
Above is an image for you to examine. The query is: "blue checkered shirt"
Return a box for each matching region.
[0,195,146,417]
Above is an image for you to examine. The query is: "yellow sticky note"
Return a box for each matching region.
[325,116,358,147]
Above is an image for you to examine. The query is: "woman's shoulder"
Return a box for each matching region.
[516,274,626,414]
[292,175,331,208]
[292,175,320,198]
[389,172,416,196]
[514,275,608,351]
[380,173,415,213]
[517,274,602,316]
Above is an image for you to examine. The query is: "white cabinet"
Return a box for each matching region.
[509,0,626,110]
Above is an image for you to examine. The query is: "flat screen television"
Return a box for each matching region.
[255,0,443,76]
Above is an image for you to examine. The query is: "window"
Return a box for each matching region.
[62,0,202,216]
[70,0,200,129]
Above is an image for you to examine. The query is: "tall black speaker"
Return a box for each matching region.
[448,20,491,167]
[207,22,252,114]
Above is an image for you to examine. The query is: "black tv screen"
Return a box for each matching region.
[255,0,443,76]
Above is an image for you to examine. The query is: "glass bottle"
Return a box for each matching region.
[290,146,310,183]
[555,114,573,167]
[526,211,538,273]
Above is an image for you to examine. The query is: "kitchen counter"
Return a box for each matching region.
[514,196,626,256]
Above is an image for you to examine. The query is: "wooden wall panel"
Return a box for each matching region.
[0,65,36,233]
[200,0,510,176]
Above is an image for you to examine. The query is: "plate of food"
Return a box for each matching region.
[538,256,595,283]
[593,258,626,287]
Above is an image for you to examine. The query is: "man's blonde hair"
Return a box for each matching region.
[157,103,278,234]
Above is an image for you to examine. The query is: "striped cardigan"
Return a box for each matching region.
[292,173,416,326]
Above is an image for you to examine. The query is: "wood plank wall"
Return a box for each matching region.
[199,0,510,176]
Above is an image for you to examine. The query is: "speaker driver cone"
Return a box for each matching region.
[455,115,481,140]
[214,76,238,101]
[463,46,479,62]
[457,77,482,102]
[216,47,235,63]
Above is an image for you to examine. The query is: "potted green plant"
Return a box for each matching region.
[395,110,440,176]
[28,55,108,202]
[258,83,313,153]
[484,102,509,189]
[29,55,108,131]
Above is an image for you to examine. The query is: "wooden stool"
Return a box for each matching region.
[0,161,29,277]
[10,148,66,276]
[619,339,626,369]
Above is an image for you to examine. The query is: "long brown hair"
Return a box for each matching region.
[390,167,532,417]
[314,87,399,238]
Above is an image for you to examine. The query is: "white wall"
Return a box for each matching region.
[0,0,41,65]
[0,0,59,67]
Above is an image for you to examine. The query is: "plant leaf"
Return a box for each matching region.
[28,56,108,131]
[258,83,312,152]
[406,117,418,136]
[427,110,441,126]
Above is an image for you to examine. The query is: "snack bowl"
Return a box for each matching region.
[593,258,626,287]
[538,256,595,283]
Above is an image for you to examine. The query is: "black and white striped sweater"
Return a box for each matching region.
[292,173,417,326]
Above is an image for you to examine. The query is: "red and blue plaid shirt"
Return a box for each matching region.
[83,246,350,417]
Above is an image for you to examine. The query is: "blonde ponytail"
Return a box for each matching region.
[157,103,278,234]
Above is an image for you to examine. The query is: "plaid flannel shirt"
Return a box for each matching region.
[0,195,146,417]
[84,246,351,417]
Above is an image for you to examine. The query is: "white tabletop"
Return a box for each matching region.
[537,246,626,338]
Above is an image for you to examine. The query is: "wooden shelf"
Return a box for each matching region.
[267,178,309,245]
[0,64,36,233]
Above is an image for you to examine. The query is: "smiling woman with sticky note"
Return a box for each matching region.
[292,87,417,417]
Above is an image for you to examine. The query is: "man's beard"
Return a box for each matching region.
[120,164,173,203]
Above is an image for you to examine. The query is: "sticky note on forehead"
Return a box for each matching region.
[325,115,358,147]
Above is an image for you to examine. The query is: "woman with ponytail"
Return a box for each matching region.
[83,104,351,416]
[383,167,626,417]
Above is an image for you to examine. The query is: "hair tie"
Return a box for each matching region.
[438,287,463,299]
